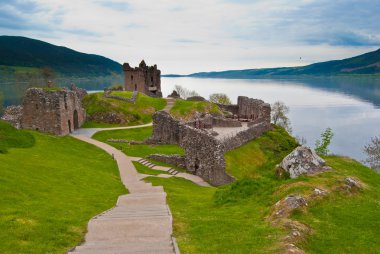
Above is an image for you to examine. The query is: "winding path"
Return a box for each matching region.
[68,98,207,254]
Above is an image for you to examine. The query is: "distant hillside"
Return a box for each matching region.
[165,48,380,78]
[0,36,122,76]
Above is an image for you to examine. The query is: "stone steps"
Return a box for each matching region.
[137,159,181,176]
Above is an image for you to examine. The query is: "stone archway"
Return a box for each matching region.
[73,110,79,129]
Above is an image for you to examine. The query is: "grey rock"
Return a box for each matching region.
[285,195,308,209]
[345,177,362,189]
[279,146,330,178]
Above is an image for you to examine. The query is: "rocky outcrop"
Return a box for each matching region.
[279,146,331,178]
[1,105,23,129]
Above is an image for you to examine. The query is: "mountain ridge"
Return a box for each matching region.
[0,36,122,76]
[164,48,380,78]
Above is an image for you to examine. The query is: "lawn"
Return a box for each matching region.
[170,99,222,121]
[0,121,126,254]
[82,91,166,127]
[92,126,184,157]
[143,125,380,253]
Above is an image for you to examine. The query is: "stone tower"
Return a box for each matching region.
[123,60,162,97]
[21,88,86,135]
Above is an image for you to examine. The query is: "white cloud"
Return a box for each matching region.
[0,0,379,73]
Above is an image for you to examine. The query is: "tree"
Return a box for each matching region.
[363,135,380,172]
[174,85,199,99]
[271,101,292,133]
[209,93,232,105]
[315,127,334,155]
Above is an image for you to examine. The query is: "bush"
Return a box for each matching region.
[209,93,231,105]
[315,127,334,155]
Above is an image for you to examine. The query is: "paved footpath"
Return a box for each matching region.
[68,98,200,254]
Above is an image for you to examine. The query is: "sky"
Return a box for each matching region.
[0,0,379,74]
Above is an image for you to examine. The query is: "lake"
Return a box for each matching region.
[1,76,379,163]
[161,76,380,162]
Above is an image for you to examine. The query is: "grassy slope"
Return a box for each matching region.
[0,122,126,254]
[132,161,169,175]
[92,127,184,157]
[144,126,380,253]
[82,91,166,127]
[0,121,35,153]
[170,100,222,121]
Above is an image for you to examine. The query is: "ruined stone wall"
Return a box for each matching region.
[222,122,272,152]
[237,96,264,120]
[147,154,186,168]
[123,60,162,97]
[179,125,235,186]
[217,104,239,115]
[1,105,23,129]
[151,111,182,144]
[21,88,85,135]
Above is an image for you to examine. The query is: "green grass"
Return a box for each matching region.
[0,123,126,254]
[170,100,222,121]
[92,127,184,157]
[132,161,169,175]
[82,91,166,127]
[0,120,35,153]
[291,157,380,254]
[143,125,380,253]
[146,177,282,254]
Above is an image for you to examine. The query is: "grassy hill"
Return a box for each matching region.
[0,36,122,76]
[0,121,126,254]
[165,48,380,78]
[81,91,166,128]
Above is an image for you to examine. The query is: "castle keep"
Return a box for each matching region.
[123,60,162,97]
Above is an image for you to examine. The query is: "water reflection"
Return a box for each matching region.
[0,75,122,107]
[161,77,380,161]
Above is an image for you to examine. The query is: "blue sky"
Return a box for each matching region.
[0,0,379,73]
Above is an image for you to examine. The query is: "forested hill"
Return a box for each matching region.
[165,48,380,78]
[0,36,122,76]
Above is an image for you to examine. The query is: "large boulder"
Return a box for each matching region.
[279,146,330,178]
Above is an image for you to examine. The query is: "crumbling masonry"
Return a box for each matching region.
[2,86,86,136]
[149,96,271,186]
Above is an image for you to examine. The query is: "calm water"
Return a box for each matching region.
[1,76,380,162]
[161,76,380,162]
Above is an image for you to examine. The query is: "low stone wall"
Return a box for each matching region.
[212,117,242,127]
[187,96,206,101]
[147,154,186,168]
[104,90,138,103]
[222,121,272,152]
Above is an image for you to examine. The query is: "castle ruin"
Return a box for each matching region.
[149,96,271,186]
[2,86,86,136]
[123,60,162,97]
